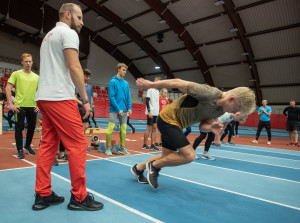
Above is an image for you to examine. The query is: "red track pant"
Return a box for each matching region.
[35,100,88,202]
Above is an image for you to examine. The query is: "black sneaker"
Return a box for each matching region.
[151,144,160,151]
[131,164,148,184]
[142,144,152,151]
[25,146,35,155]
[68,192,104,211]
[53,159,59,166]
[132,128,135,134]
[17,149,24,159]
[146,161,161,188]
[32,191,64,210]
[57,154,68,161]
[154,143,160,147]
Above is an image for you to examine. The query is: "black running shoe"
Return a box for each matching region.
[132,128,135,134]
[154,143,160,147]
[53,159,59,166]
[32,191,64,210]
[17,149,24,159]
[68,192,104,211]
[146,161,161,188]
[131,164,148,184]
[151,144,160,151]
[25,146,35,155]
[142,144,152,151]
[57,154,68,161]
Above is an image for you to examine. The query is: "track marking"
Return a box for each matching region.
[192,160,300,184]
[102,158,300,211]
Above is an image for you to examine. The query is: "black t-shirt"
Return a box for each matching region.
[283,106,300,122]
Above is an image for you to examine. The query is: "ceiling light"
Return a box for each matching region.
[155,66,160,70]
[241,52,249,56]
[120,33,127,37]
[96,15,102,20]
[158,19,166,24]
[177,40,184,44]
[214,0,224,6]
[17,32,26,37]
[139,49,145,53]
[192,60,198,63]
[230,28,238,32]
[249,79,256,82]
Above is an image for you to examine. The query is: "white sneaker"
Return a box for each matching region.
[194,154,199,160]
[267,141,271,145]
[202,154,216,161]
[252,140,258,144]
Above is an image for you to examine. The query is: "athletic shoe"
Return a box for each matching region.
[202,154,216,161]
[294,143,299,147]
[68,193,104,211]
[221,140,225,144]
[131,164,148,184]
[142,144,152,151]
[120,147,131,155]
[25,146,36,155]
[154,143,160,147]
[194,154,199,160]
[8,128,14,131]
[132,128,135,134]
[105,147,112,156]
[151,144,160,151]
[227,142,235,145]
[111,148,120,155]
[252,140,258,144]
[32,191,64,211]
[58,154,68,162]
[95,125,99,128]
[267,141,271,145]
[287,142,294,146]
[146,161,161,188]
[17,149,24,159]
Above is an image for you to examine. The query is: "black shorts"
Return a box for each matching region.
[147,115,158,125]
[286,120,299,131]
[79,110,89,123]
[157,116,190,151]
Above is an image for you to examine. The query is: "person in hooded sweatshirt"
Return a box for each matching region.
[105,63,132,156]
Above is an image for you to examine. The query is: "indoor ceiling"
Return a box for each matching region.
[0,0,299,105]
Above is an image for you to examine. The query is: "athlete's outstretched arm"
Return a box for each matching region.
[136,78,190,93]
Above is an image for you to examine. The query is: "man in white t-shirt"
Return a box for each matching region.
[142,76,161,151]
[33,3,103,212]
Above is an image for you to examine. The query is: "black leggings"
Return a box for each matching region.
[221,123,234,142]
[3,110,15,128]
[127,117,134,131]
[15,107,37,150]
[88,111,98,127]
[193,132,215,152]
[256,121,271,141]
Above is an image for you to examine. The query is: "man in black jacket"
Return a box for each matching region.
[283,100,300,147]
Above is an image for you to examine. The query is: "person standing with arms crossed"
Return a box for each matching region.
[252,100,272,145]
[283,100,300,147]
[105,63,132,156]
[6,53,39,159]
[33,3,103,211]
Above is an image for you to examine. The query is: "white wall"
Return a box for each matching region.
[87,42,139,95]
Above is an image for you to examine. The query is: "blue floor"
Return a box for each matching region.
[1,145,300,222]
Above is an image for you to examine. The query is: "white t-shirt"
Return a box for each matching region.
[36,22,79,101]
[218,112,233,124]
[145,88,159,116]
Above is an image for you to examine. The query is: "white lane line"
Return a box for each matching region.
[214,145,300,156]
[211,149,300,162]
[192,160,300,184]
[102,158,300,211]
[0,166,35,171]
[210,154,300,170]
[7,154,163,222]
[12,155,37,166]
[51,172,163,223]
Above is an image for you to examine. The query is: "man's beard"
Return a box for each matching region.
[70,15,81,33]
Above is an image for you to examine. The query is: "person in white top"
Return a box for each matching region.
[142,76,161,151]
[33,3,103,212]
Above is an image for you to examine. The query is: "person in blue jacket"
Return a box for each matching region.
[105,63,132,156]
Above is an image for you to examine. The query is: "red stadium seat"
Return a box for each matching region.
[138,90,143,97]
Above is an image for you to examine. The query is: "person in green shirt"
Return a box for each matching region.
[6,53,39,159]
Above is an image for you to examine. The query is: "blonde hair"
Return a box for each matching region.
[59,3,81,19]
[160,88,167,96]
[262,99,267,103]
[227,87,256,115]
[21,53,32,61]
[116,63,128,71]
